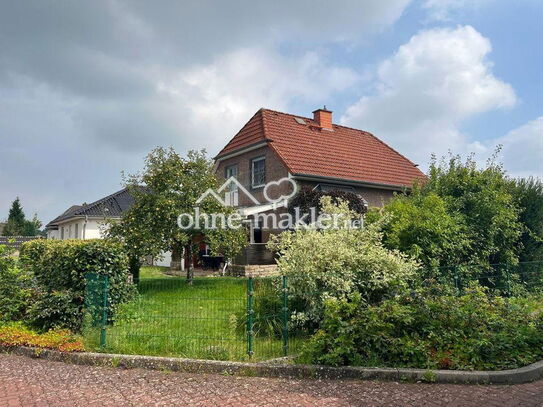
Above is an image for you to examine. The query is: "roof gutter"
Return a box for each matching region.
[46,215,122,228]
[291,173,411,192]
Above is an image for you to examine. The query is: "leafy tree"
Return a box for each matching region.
[377,192,470,269]
[511,177,543,262]
[422,153,522,266]
[108,147,246,283]
[23,214,42,236]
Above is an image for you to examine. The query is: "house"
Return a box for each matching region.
[45,187,172,267]
[45,187,136,240]
[214,107,426,273]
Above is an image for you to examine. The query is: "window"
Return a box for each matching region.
[317,183,355,193]
[225,164,239,205]
[225,164,238,179]
[74,223,79,240]
[61,227,64,240]
[83,223,86,239]
[251,157,266,188]
[251,220,263,244]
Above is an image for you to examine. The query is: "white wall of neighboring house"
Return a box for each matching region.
[48,218,110,240]
[46,229,59,240]
[154,251,172,267]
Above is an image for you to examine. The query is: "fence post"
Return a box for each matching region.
[453,266,460,295]
[247,277,254,358]
[505,264,511,299]
[282,275,289,357]
[99,276,109,347]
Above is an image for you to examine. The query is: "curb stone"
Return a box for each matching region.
[2,345,543,385]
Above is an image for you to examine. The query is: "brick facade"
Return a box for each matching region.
[215,144,397,209]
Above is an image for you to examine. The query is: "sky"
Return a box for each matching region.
[1,0,542,224]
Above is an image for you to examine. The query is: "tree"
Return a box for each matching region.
[108,147,246,283]
[377,192,470,270]
[3,198,25,236]
[511,177,543,262]
[23,214,42,236]
[2,198,41,236]
[422,152,522,266]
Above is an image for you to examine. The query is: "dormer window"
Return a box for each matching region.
[251,156,266,188]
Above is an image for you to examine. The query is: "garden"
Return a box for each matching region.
[2,149,543,371]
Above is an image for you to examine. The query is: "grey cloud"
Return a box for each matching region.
[0,0,411,223]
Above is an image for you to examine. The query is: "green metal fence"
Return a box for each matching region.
[84,273,300,362]
[83,261,543,362]
[427,261,543,296]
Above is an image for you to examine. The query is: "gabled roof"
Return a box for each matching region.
[46,187,139,228]
[216,108,426,189]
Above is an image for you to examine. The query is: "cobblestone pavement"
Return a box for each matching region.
[2,354,543,406]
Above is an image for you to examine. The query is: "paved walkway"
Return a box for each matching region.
[2,354,543,406]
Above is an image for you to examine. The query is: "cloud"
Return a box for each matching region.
[341,25,516,167]
[422,0,492,21]
[1,1,406,222]
[493,116,543,179]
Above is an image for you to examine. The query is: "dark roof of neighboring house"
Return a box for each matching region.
[216,108,426,189]
[46,187,140,228]
[0,236,42,249]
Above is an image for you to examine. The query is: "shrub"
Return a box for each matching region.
[511,177,543,262]
[0,323,84,352]
[300,285,543,370]
[19,239,135,331]
[0,244,34,322]
[424,153,522,266]
[377,192,470,269]
[268,197,419,329]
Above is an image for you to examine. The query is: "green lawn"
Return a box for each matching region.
[84,266,297,361]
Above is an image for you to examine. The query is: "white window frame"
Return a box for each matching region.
[225,164,239,205]
[251,156,266,188]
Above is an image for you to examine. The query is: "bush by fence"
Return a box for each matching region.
[0,244,34,322]
[300,283,543,370]
[20,239,135,331]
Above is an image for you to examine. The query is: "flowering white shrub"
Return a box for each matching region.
[268,197,419,327]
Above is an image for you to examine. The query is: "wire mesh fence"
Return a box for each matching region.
[83,273,301,362]
[83,261,543,362]
[427,261,543,296]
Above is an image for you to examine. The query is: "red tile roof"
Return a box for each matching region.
[216,108,426,189]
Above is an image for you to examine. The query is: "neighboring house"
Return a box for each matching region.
[214,107,426,272]
[45,187,136,240]
[45,187,172,268]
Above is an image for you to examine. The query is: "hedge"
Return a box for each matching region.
[19,239,135,332]
[0,244,34,322]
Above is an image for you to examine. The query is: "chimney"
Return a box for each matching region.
[312,106,333,130]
